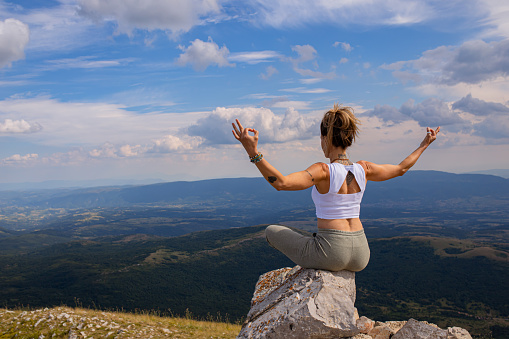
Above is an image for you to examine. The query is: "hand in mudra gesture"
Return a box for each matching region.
[422,126,440,147]
[232,119,259,156]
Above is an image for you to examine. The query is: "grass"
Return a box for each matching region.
[0,306,242,338]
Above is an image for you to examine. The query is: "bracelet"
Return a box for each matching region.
[250,153,263,163]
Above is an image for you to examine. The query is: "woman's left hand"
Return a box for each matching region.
[421,126,440,147]
[232,119,259,157]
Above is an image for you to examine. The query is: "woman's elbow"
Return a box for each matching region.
[271,182,287,191]
[266,176,285,190]
[270,178,292,191]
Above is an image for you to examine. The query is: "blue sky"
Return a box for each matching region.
[0,0,508,185]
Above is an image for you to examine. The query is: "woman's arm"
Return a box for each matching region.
[358,126,440,182]
[232,119,327,191]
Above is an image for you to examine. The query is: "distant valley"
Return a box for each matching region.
[0,171,507,250]
[0,170,508,338]
[0,225,507,338]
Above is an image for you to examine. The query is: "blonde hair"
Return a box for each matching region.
[320,104,360,152]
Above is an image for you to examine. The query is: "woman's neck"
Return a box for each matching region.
[328,148,352,165]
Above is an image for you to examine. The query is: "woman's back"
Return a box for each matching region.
[312,163,366,219]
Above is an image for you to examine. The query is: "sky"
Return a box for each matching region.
[0,0,508,186]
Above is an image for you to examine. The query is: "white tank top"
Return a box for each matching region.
[311,162,366,219]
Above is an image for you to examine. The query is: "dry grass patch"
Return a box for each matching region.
[0,306,241,338]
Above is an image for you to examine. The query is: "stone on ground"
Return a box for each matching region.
[237,266,358,338]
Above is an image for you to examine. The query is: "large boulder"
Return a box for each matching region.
[237,266,358,338]
[392,318,447,339]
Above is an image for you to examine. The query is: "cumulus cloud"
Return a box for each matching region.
[365,104,410,125]
[260,65,278,80]
[1,153,38,166]
[0,18,30,68]
[176,37,234,71]
[291,45,317,64]
[452,93,509,116]
[87,135,202,159]
[383,39,509,85]
[333,41,353,52]
[187,106,317,145]
[77,0,221,37]
[89,142,121,158]
[150,134,202,153]
[366,98,466,127]
[450,94,509,141]
[3,133,204,168]
[473,115,509,140]
[400,98,465,127]
[289,44,336,80]
[0,119,42,133]
[366,95,509,144]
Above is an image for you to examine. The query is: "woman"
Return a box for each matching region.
[232,104,440,272]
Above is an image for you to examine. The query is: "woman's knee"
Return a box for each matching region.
[265,225,285,246]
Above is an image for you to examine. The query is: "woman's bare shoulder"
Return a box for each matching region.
[356,160,370,169]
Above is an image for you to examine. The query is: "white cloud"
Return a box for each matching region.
[452,93,509,116]
[150,134,203,153]
[339,58,348,64]
[0,96,208,147]
[249,0,434,28]
[187,106,317,145]
[0,18,30,68]
[260,65,278,80]
[365,95,509,145]
[1,2,103,53]
[229,50,282,64]
[77,0,222,38]
[479,0,509,38]
[45,56,135,70]
[473,114,509,141]
[289,44,336,80]
[333,41,353,52]
[271,101,311,110]
[299,78,323,84]
[1,153,38,166]
[291,45,317,63]
[0,119,41,133]
[294,67,336,80]
[280,87,332,94]
[384,39,509,86]
[176,37,234,71]
[366,98,466,127]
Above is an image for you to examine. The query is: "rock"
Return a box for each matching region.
[350,334,372,338]
[447,327,472,339]
[380,321,406,333]
[368,325,394,339]
[237,266,359,338]
[356,316,375,334]
[392,318,447,339]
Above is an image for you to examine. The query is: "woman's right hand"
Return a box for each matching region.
[232,119,259,157]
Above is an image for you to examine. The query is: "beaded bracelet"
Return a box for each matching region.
[249,153,263,163]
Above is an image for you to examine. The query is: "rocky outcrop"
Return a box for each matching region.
[354,318,472,339]
[239,266,473,339]
[237,266,358,338]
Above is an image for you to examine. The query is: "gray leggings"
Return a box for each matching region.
[265,225,370,272]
